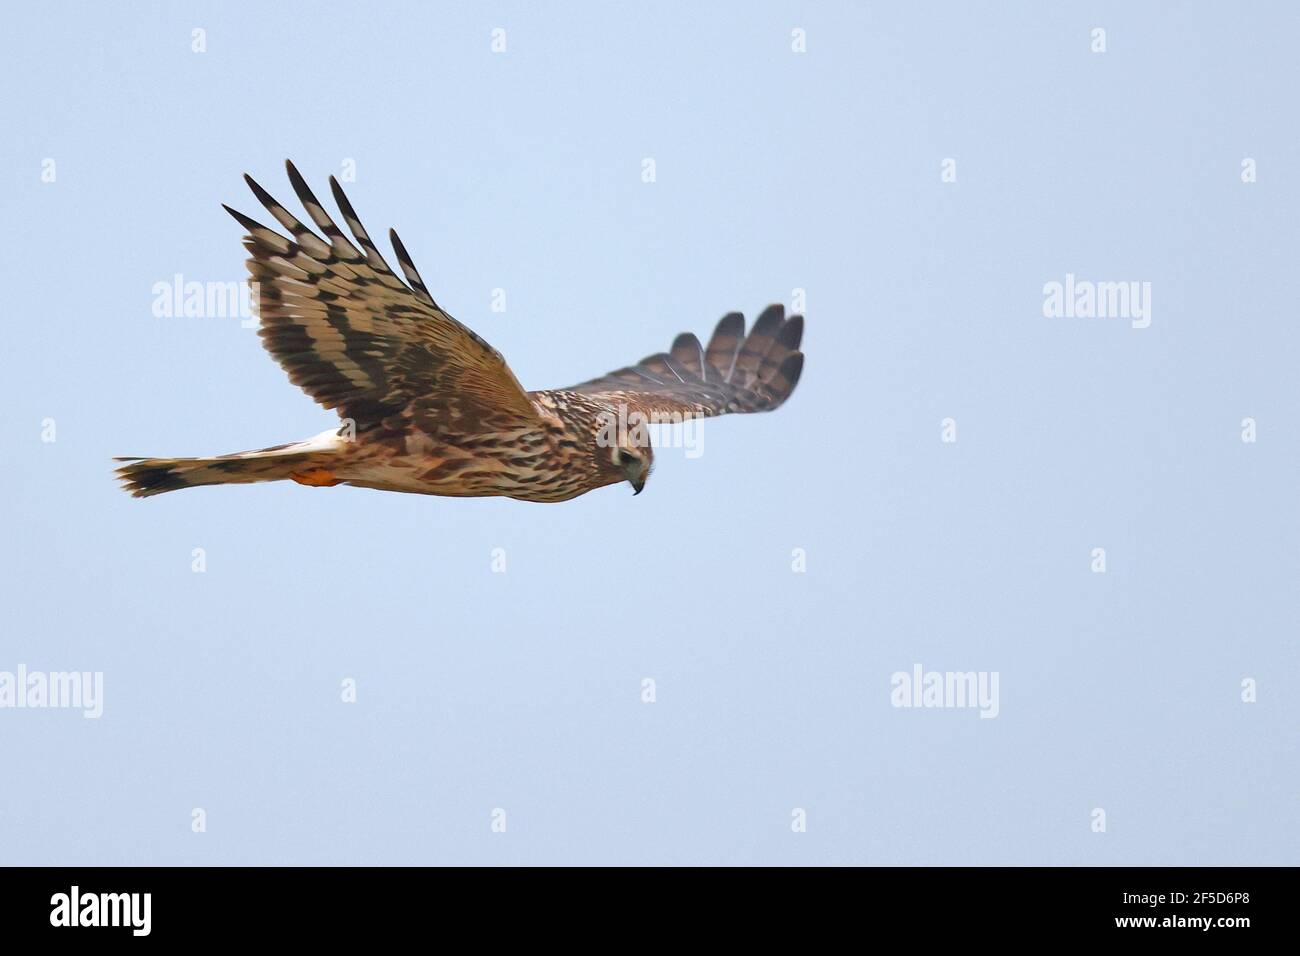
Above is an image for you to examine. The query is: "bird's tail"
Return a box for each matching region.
[115,438,345,498]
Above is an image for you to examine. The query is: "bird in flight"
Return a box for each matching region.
[116,162,805,502]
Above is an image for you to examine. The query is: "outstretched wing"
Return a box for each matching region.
[557,306,804,420]
[224,161,539,432]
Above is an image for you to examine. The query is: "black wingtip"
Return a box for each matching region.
[221,203,259,231]
[329,175,361,221]
[778,314,804,350]
[388,227,410,259]
[243,172,277,207]
[284,159,315,201]
[714,311,745,337]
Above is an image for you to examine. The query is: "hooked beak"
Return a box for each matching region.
[630,477,645,495]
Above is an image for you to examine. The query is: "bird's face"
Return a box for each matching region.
[612,441,653,495]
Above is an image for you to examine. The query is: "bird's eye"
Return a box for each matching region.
[617,449,639,465]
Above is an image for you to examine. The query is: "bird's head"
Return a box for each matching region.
[610,437,654,495]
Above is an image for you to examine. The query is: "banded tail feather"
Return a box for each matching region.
[115,435,345,498]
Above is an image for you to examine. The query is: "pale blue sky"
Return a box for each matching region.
[1,2,1296,865]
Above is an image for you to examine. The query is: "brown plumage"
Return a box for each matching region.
[116,162,805,502]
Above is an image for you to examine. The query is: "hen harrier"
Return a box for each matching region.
[116,162,805,502]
